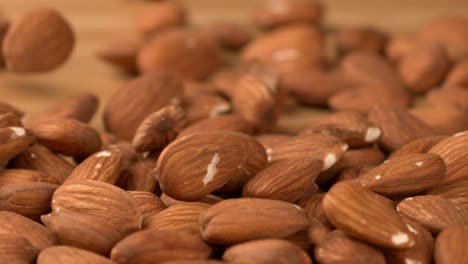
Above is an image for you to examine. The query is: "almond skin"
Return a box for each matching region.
[96,39,141,74]
[435,225,468,264]
[135,1,186,35]
[181,92,231,125]
[3,8,74,73]
[37,246,115,264]
[298,193,332,227]
[411,105,468,134]
[199,198,309,245]
[426,181,468,210]
[0,126,34,165]
[445,58,468,87]
[177,114,255,138]
[0,19,8,68]
[323,181,414,249]
[0,169,59,186]
[389,135,448,159]
[0,101,23,117]
[160,193,223,207]
[0,112,22,128]
[335,26,388,55]
[111,230,212,264]
[127,191,166,224]
[359,153,446,196]
[223,239,312,264]
[104,72,184,141]
[0,234,38,264]
[200,21,252,50]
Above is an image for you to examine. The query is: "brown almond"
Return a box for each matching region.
[3,8,74,72]
[335,26,388,55]
[307,218,331,245]
[182,92,231,125]
[434,225,468,264]
[327,148,385,174]
[118,157,156,192]
[96,39,141,74]
[411,105,468,134]
[298,193,332,227]
[445,58,468,87]
[0,127,34,165]
[425,86,468,112]
[37,246,115,264]
[200,21,251,50]
[65,149,122,184]
[252,0,323,29]
[0,112,22,128]
[323,181,414,248]
[0,101,23,117]
[199,198,309,244]
[359,153,446,196]
[160,193,223,207]
[136,1,186,35]
[0,169,59,186]
[385,35,417,63]
[138,29,223,80]
[128,191,166,223]
[255,134,293,150]
[426,181,468,210]
[162,261,223,264]
[177,114,255,138]
[389,135,448,159]
[111,230,212,264]
[223,238,312,264]
[0,234,38,264]
[397,195,468,233]
[0,19,8,68]
[104,72,184,141]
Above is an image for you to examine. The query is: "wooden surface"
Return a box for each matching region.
[1,0,468,132]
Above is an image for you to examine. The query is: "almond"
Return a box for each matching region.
[160,193,223,207]
[411,105,468,134]
[307,218,331,245]
[111,230,212,264]
[128,191,166,221]
[335,26,388,55]
[3,8,74,72]
[118,157,156,192]
[65,149,122,184]
[389,135,448,159]
[104,72,184,141]
[177,114,255,138]
[182,92,231,125]
[426,181,468,210]
[396,195,468,233]
[199,198,309,244]
[425,86,468,113]
[223,239,312,264]
[96,39,141,74]
[0,19,8,68]
[255,134,293,150]
[200,21,252,50]
[37,246,115,264]
[0,234,38,263]
[434,225,468,264]
[0,126,34,165]
[0,112,22,128]
[445,58,468,87]
[31,118,102,159]
[359,153,446,196]
[326,147,385,174]
[0,101,23,117]
[138,29,223,80]
[385,35,417,63]
[0,169,59,186]
[322,181,414,248]
[135,1,186,35]
[252,0,323,29]
[298,193,332,227]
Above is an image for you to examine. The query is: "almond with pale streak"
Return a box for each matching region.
[65,149,122,184]
[323,181,414,248]
[37,246,116,264]
[0,126,34,165]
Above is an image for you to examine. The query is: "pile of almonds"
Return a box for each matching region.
[1,0,468,263]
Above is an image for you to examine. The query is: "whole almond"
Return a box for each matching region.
[359,153,446,196]
[136,1,186,35]
[0,126,34,165]
[128,191,166,223]
[426,181,468,210]
[322,181,414,248]
[389,135,448,159]
[445,58,468,87]
[138,29,223,80]
[397,195,468,233]
[3,8,74,73]
[335,26,388,55]
[96,39,141,74]
[0,234,38,264]
[111,230,212,264]
[199,198,309,244]
[37,246,115,264]
[104,72,184,141]
[0,169,59,186]
[434,225,468,264]
[223,239,312,264]
[177,114,255,138]
[65,149,122,184]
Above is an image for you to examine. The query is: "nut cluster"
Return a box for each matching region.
[0,0,468,264]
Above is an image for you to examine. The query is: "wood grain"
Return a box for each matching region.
[1,0,468,132]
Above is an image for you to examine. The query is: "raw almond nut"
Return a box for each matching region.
[136,1,185,35]
[425,86,468,112]
[0,126,34,165]
[118,157,156,192]
[385,35,417,63]
[0,112,22,128]
[200,21,251,50]
[0,101,23,117]
[65,149,122,184]
[3,8,74,72]
[298,193,332,227]
[37,246,115,264]
[255,134,293,150]
[182,92,231,125]
[252,0,323,29]
[335,26,388,55]
[0,234,38,264]
[0,211,57,250]
[9,144,74,184]
[133,105,186,153]
[0,169,59,186]
[326,148,385,174]
[368,105,436,151]
[138,29,223,80]
[111,230,212,264]
[0,182,58,220]
[177,114,255,138]
[434,225,468,264]
[156,131,267,201]
[32,118,102,159]
[96,39,141,74]
[144,202,210,234]
[322,181,414,248]
[104,72,184,141]
[359,153,446,196]
[397,195,468,233]
[128,191,166,223]
[223,238,312,264]
[426,181,468,210]
[160,193,223,207]
[428,131,468,184]
[389,135,448,159]
[301,111,381,147]
[242,158,323,203]
[411,105,468,134]
[445,58,468,87]
[199,198,309,244]
[314,230,386,264]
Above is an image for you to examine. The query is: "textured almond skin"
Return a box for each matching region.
[65,149,122,184]
[160,194,223,207]
[397,195,468,233]
[138,29,223,80]
[0,169,59,187]
[428,131,468,184]
[37,246,115,264]
[389,135,448,159]
[32,118,102,158]
[181,92,231,125]
[144,202,210,234]
[111,230,212,264]
[0,127,34,165]
[0,211,57,250]
[0,234,38,264]
[323,181,414,248]
[446,58,468,87]
[368,105,436,151]
[336,26,388,55]
[326,148,385,174]
[252,0,323,29]
[199,198,309,244]
[223,239,311,264]
[96,39,140,74]
[435,225,468,264]
[3,8,74,72]
[104,73,184,141]
[128,191,166,223]
[298,193,331,227]
[177,114,255,138]
[426,181,468,210]
[359,153,446,196]
[243,158,323,203]
[118,157,156,192]
[411,106,468,134]
[156,131,267,201]
[0,113,22,128]
[136,1,186,35]
[0,101,23,118]
[314,230,385,264]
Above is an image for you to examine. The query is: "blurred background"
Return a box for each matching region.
[1,0,468,130]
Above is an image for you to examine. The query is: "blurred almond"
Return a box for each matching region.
[0,19,8,68]
[411,105,468,134]
[182,92,230,125]
[385,35,417,63]
[445,58,468,87]
[96,39,141,74]
[160,193,222,207]
[37,246,115,264]
[425,86,468,113]
[135,1,186,35]
[434,225,468,264]
[0,101,23,117]
[0,169,59,186]
[0,126,34,165]
[200,21,252,50]
[0,112,22,128]
[335,26,388,55]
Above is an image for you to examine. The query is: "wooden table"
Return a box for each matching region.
[2,0,468,132]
